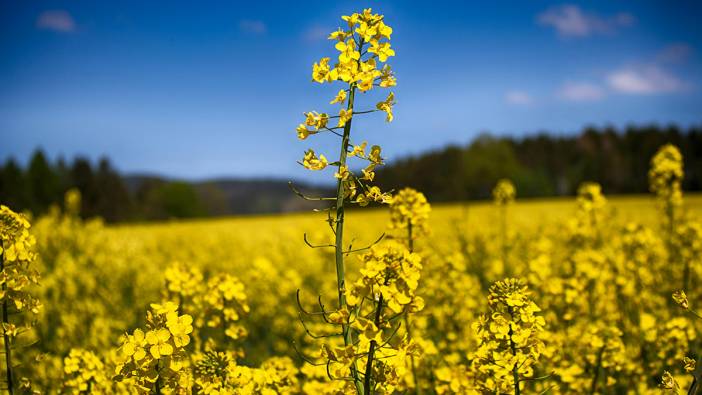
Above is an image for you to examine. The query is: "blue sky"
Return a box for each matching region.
[1,1,701,181]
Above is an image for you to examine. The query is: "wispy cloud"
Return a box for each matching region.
[656,43,693,64]
[557,82,605,101]
[36,10,76,33]
[302,26,330,42]
[505,90,533,105]
[607,65,687,94]
[537,5,634,38]
[239,19,267,35]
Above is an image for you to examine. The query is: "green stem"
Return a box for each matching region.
[406,220,420,395]
[0,241,14,395]
[154,359,161,395]
[507,307,520,395]
[334,82,363,395]
[408,220,414,252]
[364,287,386,395]
[589,347,604,395]
[687,355,702,395]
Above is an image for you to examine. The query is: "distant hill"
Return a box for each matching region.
[3,124,702,222]
[123,175,333,216]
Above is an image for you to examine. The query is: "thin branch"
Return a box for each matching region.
[304,233,334,249]
[289,182,336,201]
[345,233,386,254]
[291,340,327,366]
[298,313,342,339]
[296,289,329,317]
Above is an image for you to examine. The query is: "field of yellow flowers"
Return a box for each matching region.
[2,8,702,395]
[1,183,701,393]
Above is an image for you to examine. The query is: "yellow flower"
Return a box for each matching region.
[150,301,179,315]
[335,165,351,181]
[684,356,696,373]
[328,28,347,41]
[296,124,312,140]
[349,141,367,157]
[335,39,360,64]
[304,111,329,130]
[361,164,375,181]
[122,329,147,361]
[379,64,396,87]
[377,21,392,39]
[673,290,689,309]
[330,89,347,105]
[341,13,361,28]
[352,317,382,345]
[302,149,328,171]
[493,179,516,206]
[166,312,193,348]
[312,57,331,83]
[327,308,350,324]
[388,188,431,235]
[661,371,680,390]
[376,92,395,122]
[368,145,383,165]
[1,323,18,338]
[337,109,353,127]
[369,41,395,62]
[146,328,173,359]
[355,22,378,42]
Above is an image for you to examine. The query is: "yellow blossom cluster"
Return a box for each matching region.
[388,188,431,239]
[347,241,424,314]
[0,205,41,315]
[2,144,702,393]
[296,8,394,207]
[114,302,194,392]
[471,278,545,393]
[492,179,516,206]
[649,143,684,213]
[62,348,109,393]
[201,273,250,341]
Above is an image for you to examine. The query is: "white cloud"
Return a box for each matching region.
[656,43,692,64]
[302,26,329,42]
[607,66,687,94]
[505,90,533,105]
[557,82,605,101]
[239,19,267,35]
[537,5,634,38]
[36,10,76,33]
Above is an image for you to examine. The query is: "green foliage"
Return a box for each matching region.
[3,125,702,222]
[376,124,702,201]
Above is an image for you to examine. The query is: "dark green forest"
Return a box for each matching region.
[376,124,702,201]
[2,124,701,222]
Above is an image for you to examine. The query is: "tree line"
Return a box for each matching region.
[1,124,701,222]
[375,124,702,202]
[0,152,203,222]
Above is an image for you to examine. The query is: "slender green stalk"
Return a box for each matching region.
[507,308,520,395]
[363,284,386,395]
[408,220,414,252]
[589,347,604,395]
[405,220,421,395]
[84,379,93,395]
[154,359,162,395]
[0,241,14,395]
[334,83,363,394]
[687,355,702,395]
